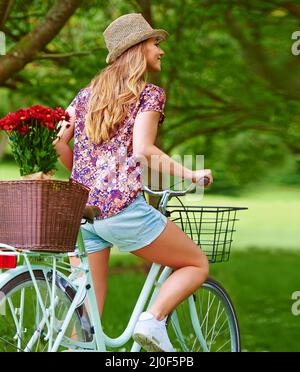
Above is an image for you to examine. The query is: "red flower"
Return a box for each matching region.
[18,125,30,135]
[0,104,70,177]
[44,121,55,130]
[0,112,21,133]
[15,109,31,123]
[54,107,70,122]
[0,104,70,134]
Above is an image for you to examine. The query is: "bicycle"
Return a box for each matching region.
[0,183,247,352]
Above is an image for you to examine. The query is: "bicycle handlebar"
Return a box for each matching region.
[142,176,210,197]
[81,177,210,224]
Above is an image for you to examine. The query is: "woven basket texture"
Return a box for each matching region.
[0,180,89,252]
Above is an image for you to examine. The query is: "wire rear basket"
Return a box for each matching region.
[166,205,247,263]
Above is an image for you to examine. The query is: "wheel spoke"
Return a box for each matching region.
[209,317,228,348]
[168,278,240,352]
[215,338,231,352]
[0,335,25,352]
[208,301,222,351]
[206,302,225,344]
[0,271,92,352]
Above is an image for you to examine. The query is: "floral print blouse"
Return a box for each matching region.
[70,83,166,219]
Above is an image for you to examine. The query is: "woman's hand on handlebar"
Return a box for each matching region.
[192,169,213,187]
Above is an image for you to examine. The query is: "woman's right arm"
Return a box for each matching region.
[53,106,75,172]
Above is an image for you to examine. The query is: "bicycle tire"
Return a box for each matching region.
[0,270,93,352]
[167,276,241,352]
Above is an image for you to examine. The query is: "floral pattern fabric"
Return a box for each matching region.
[70,83,166,219]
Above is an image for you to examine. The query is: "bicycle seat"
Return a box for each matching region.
[82,206,100,224]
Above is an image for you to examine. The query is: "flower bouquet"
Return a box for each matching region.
[0,106,90,253]
[0,105,70,179]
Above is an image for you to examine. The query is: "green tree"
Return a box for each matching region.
[1,0,299,191]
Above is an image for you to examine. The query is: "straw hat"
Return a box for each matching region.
[103,13,168,64]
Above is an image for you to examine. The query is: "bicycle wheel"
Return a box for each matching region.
[0,270,93,352]
[167,276,240,352]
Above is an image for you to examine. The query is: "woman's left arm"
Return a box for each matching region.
[53,106,75,172]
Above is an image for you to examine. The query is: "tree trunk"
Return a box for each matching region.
[0,0,14,29]
[0,0,83,86]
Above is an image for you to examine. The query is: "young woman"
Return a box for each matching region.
[55,13,213,352]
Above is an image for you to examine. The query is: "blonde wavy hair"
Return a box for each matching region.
[85,41,148,144]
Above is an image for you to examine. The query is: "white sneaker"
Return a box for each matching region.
[133,311,175,352]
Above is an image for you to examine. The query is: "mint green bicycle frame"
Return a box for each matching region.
[0,239,208,352]
[0,184,215,352]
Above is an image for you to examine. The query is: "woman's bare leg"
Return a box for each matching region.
[88,247,112,316]
[68,248,111,343]
[132,219,209,320]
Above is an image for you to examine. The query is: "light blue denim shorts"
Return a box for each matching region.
[80,194,168,254]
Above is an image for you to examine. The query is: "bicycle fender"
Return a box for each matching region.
[0,265,73,290]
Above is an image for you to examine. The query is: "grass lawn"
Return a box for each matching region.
[105,249,300,352]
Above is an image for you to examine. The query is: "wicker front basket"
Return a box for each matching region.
[0,180,90,253]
